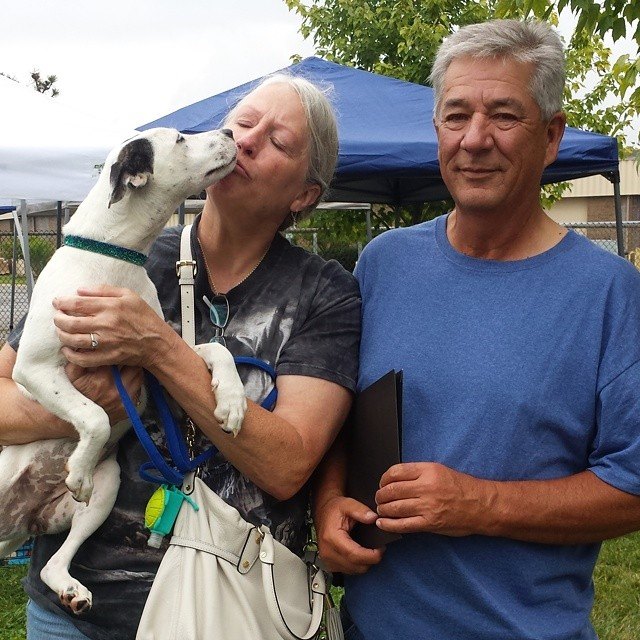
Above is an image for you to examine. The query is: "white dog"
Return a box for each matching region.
[0,128,247,613]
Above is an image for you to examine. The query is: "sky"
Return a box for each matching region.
[1,0,638,140]
[1,0,316,130]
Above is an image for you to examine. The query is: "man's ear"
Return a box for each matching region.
[290,182,322,215]
[543,112,567,169]
[109,138,154,207]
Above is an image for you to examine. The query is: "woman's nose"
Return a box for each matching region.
[235,129,259,156]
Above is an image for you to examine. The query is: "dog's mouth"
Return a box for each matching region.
[205,157,237,178]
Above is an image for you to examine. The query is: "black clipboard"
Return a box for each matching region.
[346,369,403,549]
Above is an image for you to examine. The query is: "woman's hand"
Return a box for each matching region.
[65,362,144,426]
[53,285,172,369]
[315,495,384,574]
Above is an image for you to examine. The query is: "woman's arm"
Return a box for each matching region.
[0,341,143,446]
[0,342,73,444]
[53,285,353,499]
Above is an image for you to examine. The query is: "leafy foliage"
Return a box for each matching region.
[286,0,639,244]
[0,68,60,97]
[29,70,59,97]
[0,235,56,277]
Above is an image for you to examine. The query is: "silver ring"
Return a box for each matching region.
[90,332,99,350]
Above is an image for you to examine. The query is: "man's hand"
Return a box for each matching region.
[315,495,385,574]
[375,462,492,536]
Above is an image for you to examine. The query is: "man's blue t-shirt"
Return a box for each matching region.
[345,215,640,640]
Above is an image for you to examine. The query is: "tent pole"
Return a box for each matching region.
[21,200,34,300]
[178,202,186,226]
[56,201,63,248]
[604,170,624,257]
[365,208,373,243]
[14,201,34,301]
[9,222,18,333]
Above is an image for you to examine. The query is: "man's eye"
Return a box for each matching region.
[493,113,519,129]
[442,113,468,128]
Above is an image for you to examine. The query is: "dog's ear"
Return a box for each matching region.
[108,138,154,207]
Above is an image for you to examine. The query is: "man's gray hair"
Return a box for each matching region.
[224,73,339,224]
[430,19,566,121]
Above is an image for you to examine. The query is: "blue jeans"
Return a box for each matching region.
[26,599,91,640]
[341,600,367,640]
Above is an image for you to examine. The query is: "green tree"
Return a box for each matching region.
[285,0,639,243]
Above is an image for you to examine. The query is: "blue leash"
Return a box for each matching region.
[112,356,277,485]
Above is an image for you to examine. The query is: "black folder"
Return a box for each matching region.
[346,369,403,549]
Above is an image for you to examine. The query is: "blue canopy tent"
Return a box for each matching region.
[140,57,623,252]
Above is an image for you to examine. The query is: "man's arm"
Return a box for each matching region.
[376,462,640,544]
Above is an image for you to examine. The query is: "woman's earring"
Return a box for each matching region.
[290,210,299,228]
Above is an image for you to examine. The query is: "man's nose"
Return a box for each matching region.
[460,114,494,151]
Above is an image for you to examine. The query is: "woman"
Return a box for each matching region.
[0,74,360,639]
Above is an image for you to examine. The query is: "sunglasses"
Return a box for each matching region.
[203,294,229,346]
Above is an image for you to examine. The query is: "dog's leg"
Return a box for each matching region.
[192,343,246,437]
[13,367,111,504]
[40,453,121,615]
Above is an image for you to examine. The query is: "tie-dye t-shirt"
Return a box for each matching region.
[13,217,360,640]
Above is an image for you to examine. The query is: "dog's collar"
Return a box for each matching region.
[64,235,148,266]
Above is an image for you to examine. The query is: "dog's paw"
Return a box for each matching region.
[214,378,247,437]
[65,468,94,505]
[193,342,247,437]
[60,581,93,615]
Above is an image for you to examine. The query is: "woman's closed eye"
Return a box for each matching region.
[270,136,287,151]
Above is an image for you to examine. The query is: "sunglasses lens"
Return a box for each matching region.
[208,295,229,328]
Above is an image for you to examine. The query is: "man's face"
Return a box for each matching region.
[434,56,565,216]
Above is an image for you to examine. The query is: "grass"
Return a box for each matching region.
[0,564,28,640]
[1,534,639,639]
[592,532,640,639]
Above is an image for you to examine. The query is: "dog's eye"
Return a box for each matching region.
[176,134,185,143]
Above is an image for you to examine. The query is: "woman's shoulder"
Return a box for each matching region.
[276,235,359,294]
[145,225,183,274]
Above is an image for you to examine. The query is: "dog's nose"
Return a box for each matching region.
[221,128,234,140]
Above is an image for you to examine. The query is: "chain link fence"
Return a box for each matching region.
[2,222,640,347]
[0,231,58,345]
[563,221,640,260]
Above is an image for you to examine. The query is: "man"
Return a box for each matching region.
[314,19,640,640]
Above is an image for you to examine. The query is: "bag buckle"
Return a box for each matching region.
[175,259,197,277]
[237,526,263,574]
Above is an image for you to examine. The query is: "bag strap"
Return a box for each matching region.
[259,530,326,640]
[177,224,197,347]
[179,224,278,410]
